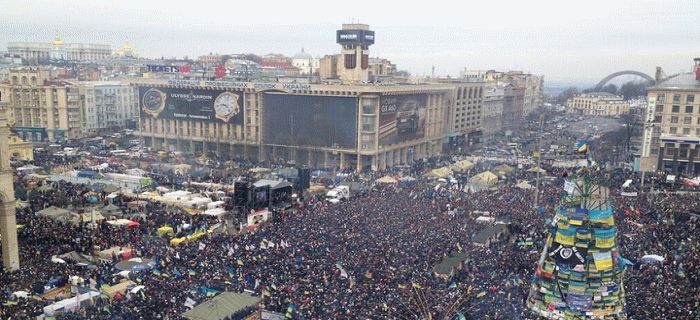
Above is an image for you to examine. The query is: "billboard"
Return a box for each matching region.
[139,87,244,124]
[379,94,427,145]
[336,29,375,46]
[263,94,358,149]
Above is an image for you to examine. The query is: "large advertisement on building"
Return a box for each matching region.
[263,94,358,149]
[379,94,427,145]
[138,87,244,124]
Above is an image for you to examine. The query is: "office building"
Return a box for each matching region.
[639,58,700,174]
[566,93,630,116]
[0,67,82,142]
[78,81,139,134]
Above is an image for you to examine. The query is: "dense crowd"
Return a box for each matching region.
[0,159,699,319]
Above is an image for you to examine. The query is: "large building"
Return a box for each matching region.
[436,79,485,147]
[639,58,700,174]
[0,68,81,142]
[482,82,506,138]
[7,37,111,64]
[461,70,543,119]
[566,92,630,116]
[335,23,374,83]
[78,81,139,134]
[135,79,453,171]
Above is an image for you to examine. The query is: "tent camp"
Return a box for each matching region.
[451,160,474,172]
[424,167,452,179]
[182,292,261,320]
[102,280,137,299]
[470,171,498,187]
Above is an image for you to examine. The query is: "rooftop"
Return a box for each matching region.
[652,72,700,91]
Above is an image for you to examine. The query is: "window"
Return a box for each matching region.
[654,115,662,122]
[684,117,692,124]
[657,93,665,102]
[673,94,682,103]
[696,128,700,136]
[686,106,694,113]
[655,105,664,112]
[683,128,691,135]
[672,105,680,113]
[650,148,659,155]
[671,116,678,123]
[688,95,695,104]
[669,127,677,134]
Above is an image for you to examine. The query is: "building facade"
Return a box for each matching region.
[135,79,454,171]
[78,81,139,134]
[482,82,505,138]
[640,59,700,174]
[7,37,111,64]
[0,68,82,142]
[8,135,33,161]
[566,92,630,116]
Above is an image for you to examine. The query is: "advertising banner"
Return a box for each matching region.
[139,87,244,124]
[263,94,358,149]
[379,94,427,145]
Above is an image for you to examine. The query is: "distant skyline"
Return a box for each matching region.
[1,0,698,84]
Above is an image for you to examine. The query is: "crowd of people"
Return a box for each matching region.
[0,153,699,319]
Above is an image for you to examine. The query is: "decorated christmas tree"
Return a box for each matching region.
[527,142,627,319]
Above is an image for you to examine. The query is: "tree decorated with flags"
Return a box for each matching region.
[527,140,629,319]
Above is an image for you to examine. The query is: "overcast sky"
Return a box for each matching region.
[1,0,698,84]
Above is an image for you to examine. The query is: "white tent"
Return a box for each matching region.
[526,166,546,174]
[204,208,227,217]
[376,176,398,184]
[43,291,100,316]
[425,167,452,179]
[515,181,533,189]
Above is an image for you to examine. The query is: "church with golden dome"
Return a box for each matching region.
[112,41,140,58]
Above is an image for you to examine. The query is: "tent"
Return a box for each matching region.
[158,226,175,237]
[470,171,498,186]
[38,206,104,225]
[43,291,100,316]
[515,181,533,189]
[492,164,514,176]
[249,167,272,174]
[451,160,474,172]
[204,207,227,217]
[425,167,452,179]
[102,280,136,299]
[641,254,665,264]
[526,166,546,174]
[376,176,398,184]
[433,252,468,279]
[107,219,134,227]
[182,292,261,320]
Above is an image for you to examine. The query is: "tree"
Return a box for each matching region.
[601,84,618,95]
[618,81,648,100]
[556,87,579,104]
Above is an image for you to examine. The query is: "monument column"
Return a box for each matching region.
[0,104,19,271]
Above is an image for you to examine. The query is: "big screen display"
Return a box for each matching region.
[139,87,244,124]
[379,94,427,145]
[263,94,358,149]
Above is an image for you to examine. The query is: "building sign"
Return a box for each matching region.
[165,79,313,91]
[263,94,358,149]
[378,94,427,146]
[146,64,192,73]
[336,29,375,46]
[138,87,244,124]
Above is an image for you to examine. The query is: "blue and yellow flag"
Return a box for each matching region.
[575,140,589,154]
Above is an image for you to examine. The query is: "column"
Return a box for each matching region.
[400,148,408,164]
[356,154,362,172]
[308,150,313,167]
[672,146,679,174]
[340,153,346,170]
[0,202,19,271]
[688,146,696,176]
[324,151,330,169]
[657,146,665,172]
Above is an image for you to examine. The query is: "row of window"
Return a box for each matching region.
[657,93,696,104]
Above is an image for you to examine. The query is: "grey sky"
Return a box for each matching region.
[1,0,698,84]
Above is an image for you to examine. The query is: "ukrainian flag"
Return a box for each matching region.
[555,226,576,246]
[594,227,617,248]
[589,208,614,225]
[593,251,613,271]
[575,140,589,153]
